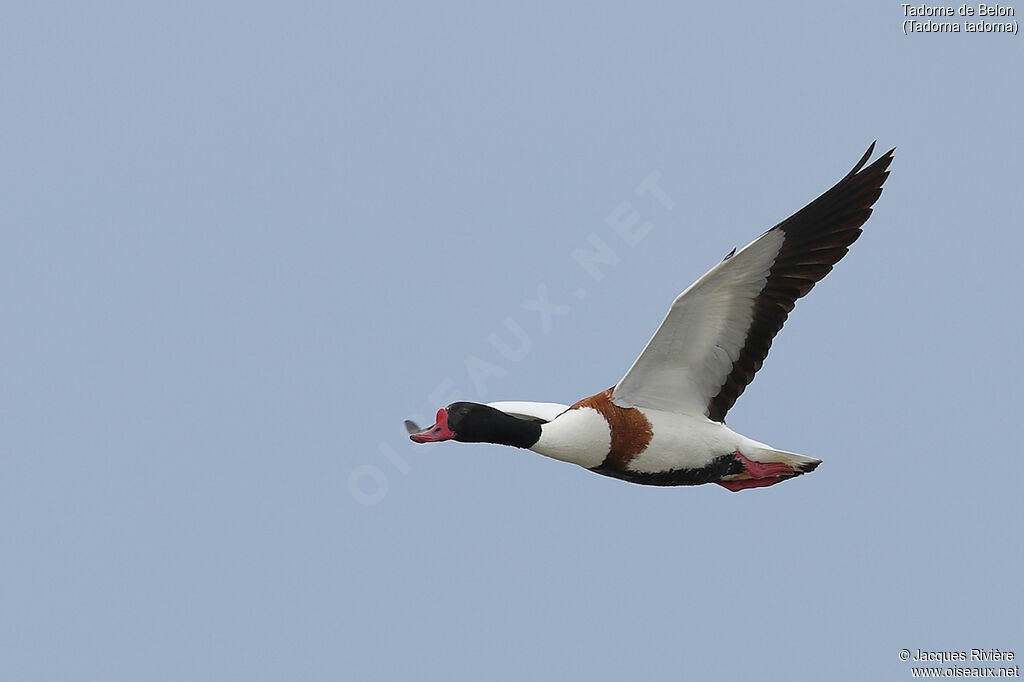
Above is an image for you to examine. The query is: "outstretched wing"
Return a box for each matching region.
[485,401,570,423]
[611,143,894,422]
[404,401,569,434]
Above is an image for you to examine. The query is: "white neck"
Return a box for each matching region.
[529,407,609,469]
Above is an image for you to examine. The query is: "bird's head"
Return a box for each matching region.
[405,402,540,448]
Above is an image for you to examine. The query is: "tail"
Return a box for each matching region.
[761,447,821,475]
[717,447,821,492]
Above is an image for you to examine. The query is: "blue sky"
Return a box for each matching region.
[2,2,1021,681]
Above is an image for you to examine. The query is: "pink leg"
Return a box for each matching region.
[717,476,785,492]
[734,451,794,478]
[715,451,795,492]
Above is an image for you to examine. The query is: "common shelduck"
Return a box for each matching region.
[407,144,894,491]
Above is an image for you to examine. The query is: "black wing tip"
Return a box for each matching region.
[849,141,895,178]
[858,145,896,200]
[707,142,895,423]
[858,141,877,167]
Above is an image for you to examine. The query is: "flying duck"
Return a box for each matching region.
[407,144,894,491]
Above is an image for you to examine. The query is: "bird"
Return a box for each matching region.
[406,144,894,491]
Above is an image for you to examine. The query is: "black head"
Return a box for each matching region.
[408,402,541,449]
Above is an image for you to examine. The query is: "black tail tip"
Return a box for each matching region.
[799,460,821,474]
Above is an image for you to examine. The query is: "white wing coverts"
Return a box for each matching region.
[612,143,895,422]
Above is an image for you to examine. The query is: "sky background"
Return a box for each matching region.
[2,2,1022,681]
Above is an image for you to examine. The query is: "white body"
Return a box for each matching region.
[525,403,815,473]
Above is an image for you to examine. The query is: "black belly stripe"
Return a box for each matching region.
[590,453,743,487]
